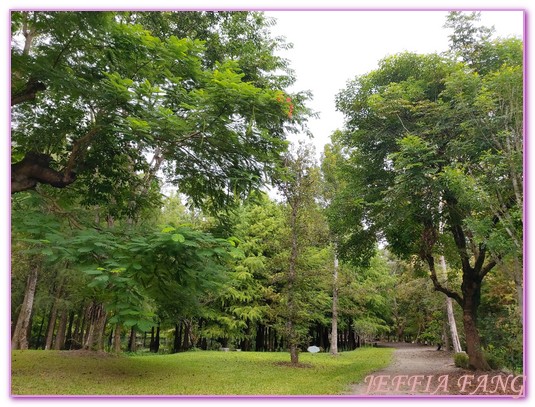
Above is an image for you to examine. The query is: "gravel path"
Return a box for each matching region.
[348,343,524,396]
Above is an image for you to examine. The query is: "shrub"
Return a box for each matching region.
[454,352,469,369]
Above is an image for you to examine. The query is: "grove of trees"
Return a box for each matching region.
[11,11,523,373]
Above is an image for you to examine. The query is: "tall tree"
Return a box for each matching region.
[277,143,328,364]
[11,11,310,214]
[334,19,522,369]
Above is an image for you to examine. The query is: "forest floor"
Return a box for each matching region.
[11,347,392,396]
[348,342,524,397]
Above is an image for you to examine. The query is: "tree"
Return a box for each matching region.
[334,20,522,369]
[11,11,310,214]
[276,143,329,364]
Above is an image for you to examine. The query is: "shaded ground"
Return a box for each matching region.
[349,343,524,397]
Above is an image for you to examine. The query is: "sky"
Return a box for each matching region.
[265,10,524,157]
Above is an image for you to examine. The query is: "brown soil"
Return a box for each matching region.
[348,343,524,397]
[274,361,313,368]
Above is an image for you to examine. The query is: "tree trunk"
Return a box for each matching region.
[287,204,299,364]
[150,325,160,353]
[462,281,491,370]
[44,307,58,350]
[182,320,191,350]
[64,311,75,350]
[35,315,45,349]
[443,320,451,351]
[53,309,68,350]
[83,302,106,351]
[173,323,181,353]
[154,325,160,353]
[113,324,122,353]
[463,305,490,370]
[11,266,39,350]
[446,297,462,353]
[128,327,137,352]
[330,250,339,356]
[440,255,462,353]
[44,280,64,350]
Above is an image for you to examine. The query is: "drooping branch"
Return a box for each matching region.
[12,126,100,193]
[11,79,47,106]
[11,151,77,193]
[425,253,463,306]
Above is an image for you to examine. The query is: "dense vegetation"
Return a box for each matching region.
[11,10,523,389]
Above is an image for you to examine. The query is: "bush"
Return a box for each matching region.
[454,352,469,369]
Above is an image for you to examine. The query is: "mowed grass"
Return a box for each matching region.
[12,347,392,396]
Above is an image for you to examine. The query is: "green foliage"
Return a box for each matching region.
[11,11,312,213]
[454,352,470,369]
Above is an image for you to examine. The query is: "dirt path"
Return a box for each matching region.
[349,343,523,396]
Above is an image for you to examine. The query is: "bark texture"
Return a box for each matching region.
[11,266,39,350]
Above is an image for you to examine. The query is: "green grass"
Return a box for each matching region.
[12,348,393,396]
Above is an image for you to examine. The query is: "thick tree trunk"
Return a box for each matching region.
[53,309,68,350]
[330,250,339,356]
[462,281,491,370]
[182,320,191,350]
[113,324,122,353]
[83,302,106,351]
[463,305,490,370]
[11,266,39,350]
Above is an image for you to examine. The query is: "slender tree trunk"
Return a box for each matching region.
[330,250,339,356]
[11,266,39,350]
[65,311,75,350]
[35,315,45,349]
[440,255,462,353]
[154,325,160,353]
[443,320,451,351]
[44,281,64,350]
[72,305,87,350]
[44,307,58,350]
[128,327,137,352]
[173,323,181,353]
[287,203,300,364]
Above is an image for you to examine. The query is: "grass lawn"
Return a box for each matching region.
[11,347,393,396]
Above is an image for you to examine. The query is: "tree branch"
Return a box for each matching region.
[444,192,472,272]
[11,79,47,106]
[425,253,463,306]
[11,152,77,193]
[479,259,498,280]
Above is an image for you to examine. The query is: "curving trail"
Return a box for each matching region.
[348,343,522,397]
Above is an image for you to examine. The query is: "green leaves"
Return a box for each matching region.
[171,233,185,243]
[11,11,310,215]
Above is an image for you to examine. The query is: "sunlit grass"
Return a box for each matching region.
[11,347,392,396]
